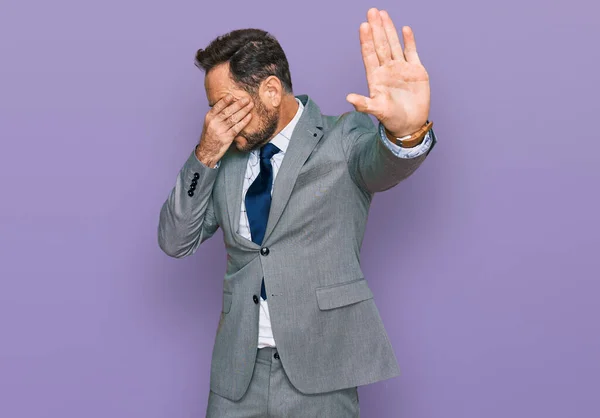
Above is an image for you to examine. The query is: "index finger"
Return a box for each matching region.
[359,22,379,84]
[209,94,234,115]
[217,96,251,121]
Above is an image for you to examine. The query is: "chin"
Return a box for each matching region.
[233,138,247,151]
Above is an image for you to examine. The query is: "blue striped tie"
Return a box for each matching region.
[245,143,280,300]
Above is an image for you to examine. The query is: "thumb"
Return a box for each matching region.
[346,93,371,113]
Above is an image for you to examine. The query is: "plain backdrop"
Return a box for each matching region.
[1,0,598,417]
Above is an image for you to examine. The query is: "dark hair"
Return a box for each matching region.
[195,29,293,95]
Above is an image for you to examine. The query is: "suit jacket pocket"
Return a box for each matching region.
[222,291,233,313]
[295,164,336,187]
[315,278,373,310]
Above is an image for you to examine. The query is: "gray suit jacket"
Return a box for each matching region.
[158,94,436,401]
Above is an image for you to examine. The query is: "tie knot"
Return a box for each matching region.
[260,143,280,161]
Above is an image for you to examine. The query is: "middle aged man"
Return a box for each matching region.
[158,7,437,417]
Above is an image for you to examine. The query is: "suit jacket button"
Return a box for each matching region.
[187,190,194,197]
[193,173,200,179]
[253,295,259,304]
[260,247,269,256]
[274,352,280,359]
[189,184,196,191]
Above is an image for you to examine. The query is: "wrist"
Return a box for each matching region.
[387,126,419,139]
[383,121,433,148]
[194,144,219,168]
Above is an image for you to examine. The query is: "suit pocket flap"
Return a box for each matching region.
[222,291,233,313]
[295,165,335,186]
[315,278,373,310]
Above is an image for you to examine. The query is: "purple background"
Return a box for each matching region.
[1,0,598,416]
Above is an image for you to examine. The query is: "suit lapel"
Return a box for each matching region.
[224,95,324,247]
[224,149,257,248]
[262,96,323,244]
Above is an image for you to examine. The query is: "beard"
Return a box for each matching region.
[238,98,280,153]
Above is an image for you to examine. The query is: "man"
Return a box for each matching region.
[158,7,437,417]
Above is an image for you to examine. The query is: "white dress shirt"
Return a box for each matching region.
[203,97,434,348]
[239,98,304,347]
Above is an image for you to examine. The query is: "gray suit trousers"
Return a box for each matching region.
[206,347,360,417]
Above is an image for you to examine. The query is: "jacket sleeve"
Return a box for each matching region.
[158,150,220,258]
[341,111,435,194]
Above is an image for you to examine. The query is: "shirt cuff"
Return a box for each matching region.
[378,122,434,159]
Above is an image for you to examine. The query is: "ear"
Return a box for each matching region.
[260,76,283,107]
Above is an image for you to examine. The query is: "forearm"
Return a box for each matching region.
[349,130,427,193]
[344,112,434,193]
[158,150,220,258]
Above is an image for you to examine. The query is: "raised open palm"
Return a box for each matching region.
[346,8,431,138]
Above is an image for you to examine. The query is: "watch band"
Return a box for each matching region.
[387,120,434,148]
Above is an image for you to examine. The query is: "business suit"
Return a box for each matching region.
[158,94,436,412]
